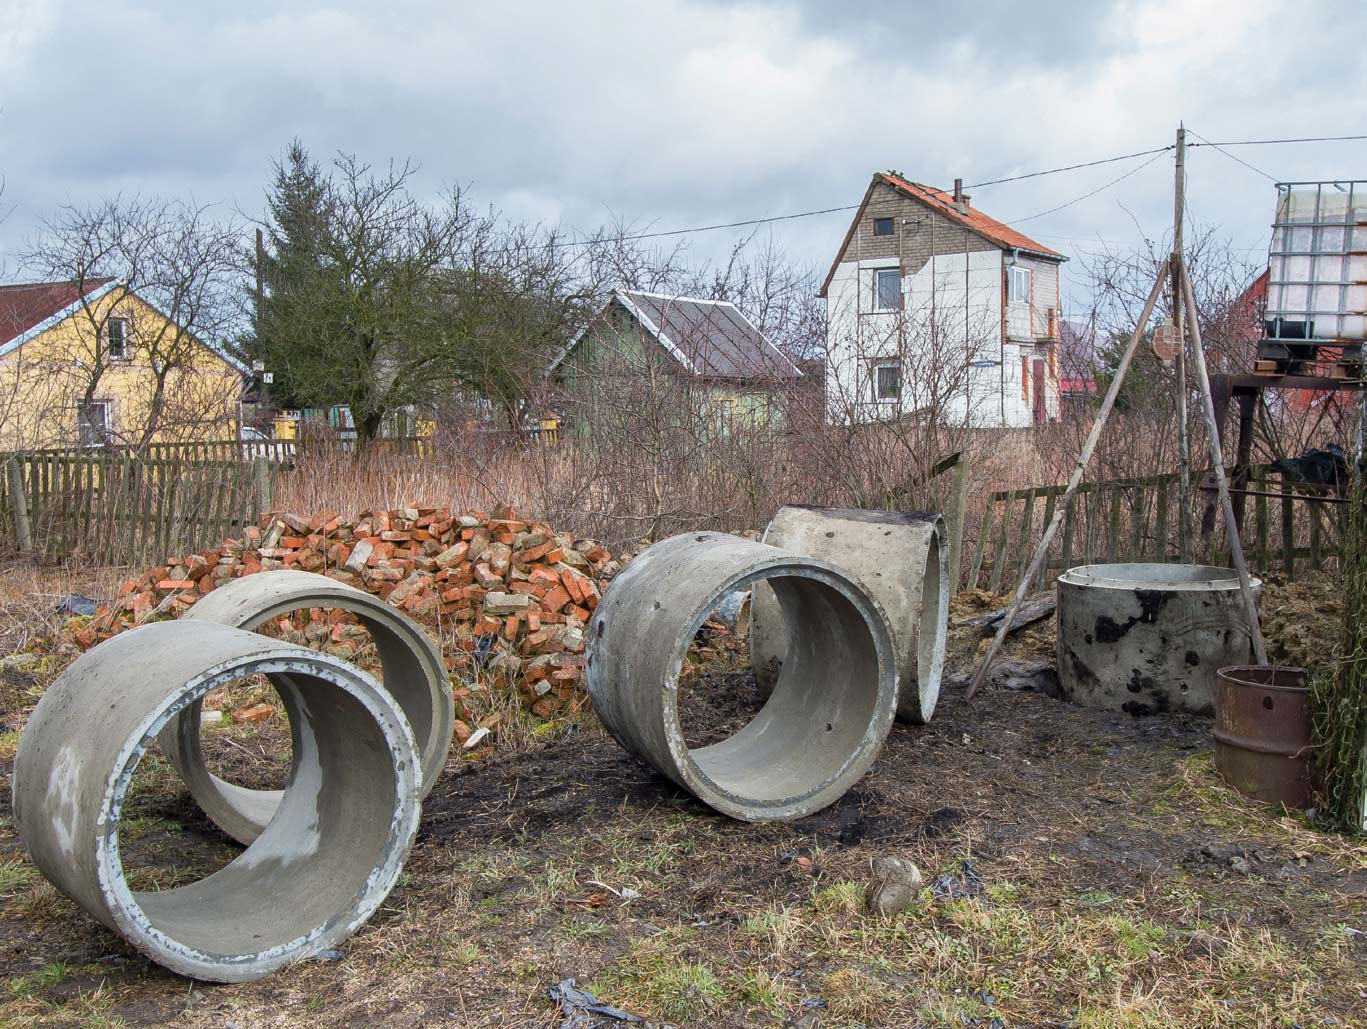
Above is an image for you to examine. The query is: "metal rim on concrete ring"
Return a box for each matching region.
[587,532,898,822]
[11,621,420,983]
[752,506,948,724]
[157,570,453,844]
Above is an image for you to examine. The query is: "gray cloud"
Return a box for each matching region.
[734,0,1120,68]
[2,0,1365,315]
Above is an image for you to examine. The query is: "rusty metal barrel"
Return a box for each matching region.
[1213,665,1314,808]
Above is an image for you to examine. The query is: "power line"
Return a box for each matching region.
[1187,134,1367,147]
[1188,130,1278,181]
[1006,152,1167,225]
[532,145,1175,254]
[552,204,861,249]
[964,145,1173,189]
[495,131,1364,257]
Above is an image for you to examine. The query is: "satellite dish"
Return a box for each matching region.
[1152,321,1182,363]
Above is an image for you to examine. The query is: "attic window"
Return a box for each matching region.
[873,217,894,237]
[107,317,128,360]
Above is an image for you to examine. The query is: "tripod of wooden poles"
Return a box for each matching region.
[966,251,1268,700]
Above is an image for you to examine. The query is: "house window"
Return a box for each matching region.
[873,359,902,402]
[873,217,894,237]
[874,268,901,311]
[77,400,110,447]
[107,317,128,360]
[712,395,737,431]
[1008,266,1032,305]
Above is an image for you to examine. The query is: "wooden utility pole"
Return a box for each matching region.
[254,227,271,413]
[1173,124,1194,561]
[255,228,265,339]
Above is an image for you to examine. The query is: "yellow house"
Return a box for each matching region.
[0,279,244,450]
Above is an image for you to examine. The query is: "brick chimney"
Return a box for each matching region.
[952,177,970,211]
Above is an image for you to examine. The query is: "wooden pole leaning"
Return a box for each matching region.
[1177,257,1268,665]
[966,260,1172,700]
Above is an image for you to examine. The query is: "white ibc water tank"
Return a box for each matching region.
[1266,181,1367,342]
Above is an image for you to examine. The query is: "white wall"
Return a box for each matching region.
[825,251,1035,427]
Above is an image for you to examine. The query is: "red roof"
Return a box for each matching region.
[820,172,1065,296]
[1060,377,1097,393]
[0,279,116,350]
[878,174,1064,258]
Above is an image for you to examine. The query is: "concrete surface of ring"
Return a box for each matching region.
[586,532,898,821]
[154,570,452,844]
[11,621,419,983]
[751,506,948,724]
[1056,563,1262,716]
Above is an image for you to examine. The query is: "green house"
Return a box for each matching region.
[548,289,803,435]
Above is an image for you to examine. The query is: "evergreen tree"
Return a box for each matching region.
[1090,328,1170,413]
[251,141,336,408]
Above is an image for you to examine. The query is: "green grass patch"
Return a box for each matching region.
[0,857,36,896]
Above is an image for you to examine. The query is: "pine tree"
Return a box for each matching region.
[251,141,336,408]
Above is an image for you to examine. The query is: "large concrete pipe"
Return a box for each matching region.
[751,506,948,724]
[12,621,420,983]
[586,532,898,821]
[157,570,453,844]
[1056,563,1262,716]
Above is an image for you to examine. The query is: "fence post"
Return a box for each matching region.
[253,455,273,518]
[7,458,33,558]
[1280,477,1295,578]
[945,459,970,595]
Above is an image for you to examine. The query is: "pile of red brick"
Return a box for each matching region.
[81,503,614,719]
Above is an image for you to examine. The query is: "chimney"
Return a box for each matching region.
[952,177,970,211]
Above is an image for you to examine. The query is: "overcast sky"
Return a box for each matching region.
[2,0,1365,314]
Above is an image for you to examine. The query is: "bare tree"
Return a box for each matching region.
[20,196,241,448]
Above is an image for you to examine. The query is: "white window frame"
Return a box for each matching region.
[107,317,129,360]
[871,358,902,403]
[873,268,902,311]
[77,399,111,447]
[1008,265,1032,306]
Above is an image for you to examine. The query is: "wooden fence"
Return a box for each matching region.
[961,465,1344,592]
[1,451,279,566]
[13,435,434,466]
[17,439,297,465]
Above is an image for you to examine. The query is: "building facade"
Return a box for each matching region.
[550,289,803,434]
[0,279,244,449]
[821,173,1067,428]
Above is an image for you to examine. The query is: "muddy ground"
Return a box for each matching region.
[0,582,1364,1028]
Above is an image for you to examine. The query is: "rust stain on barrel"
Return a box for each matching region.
[1213,665,1314,808]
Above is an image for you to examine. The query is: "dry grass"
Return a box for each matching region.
[0,464,1363,1028]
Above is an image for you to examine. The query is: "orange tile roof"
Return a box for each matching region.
[879,173,1064,258]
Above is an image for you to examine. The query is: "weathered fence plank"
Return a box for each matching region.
[0,447,289,565]
[962,464,1345,592]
